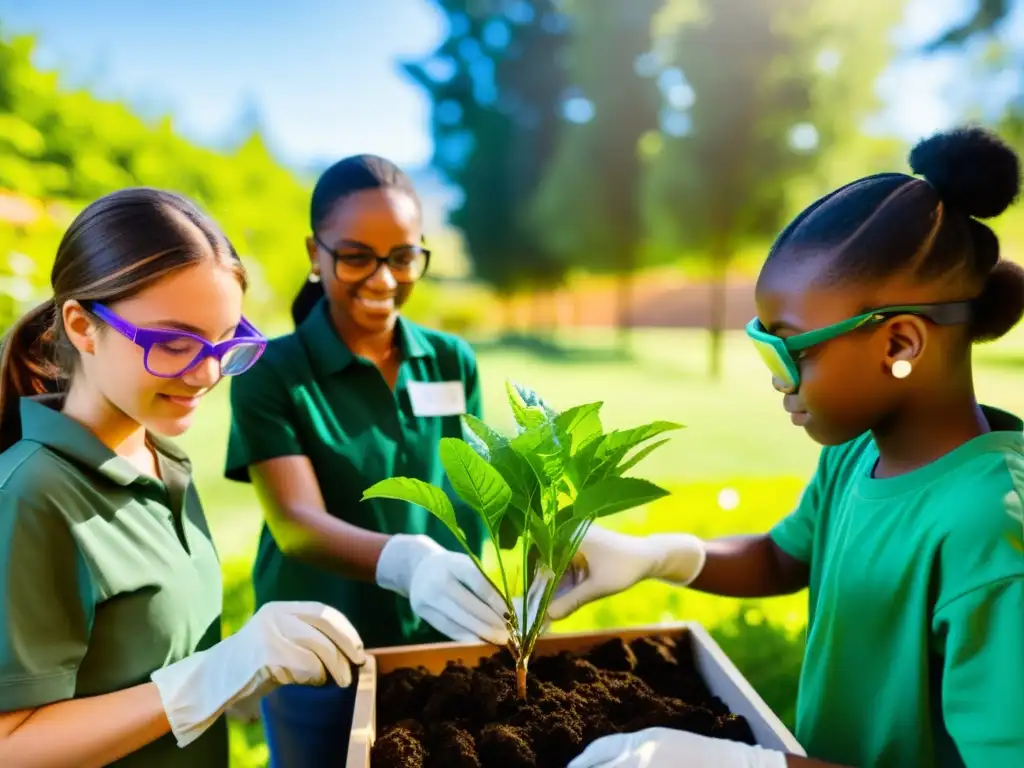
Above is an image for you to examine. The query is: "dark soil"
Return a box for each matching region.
[371,633,755,767]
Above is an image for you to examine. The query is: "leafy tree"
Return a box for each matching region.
[0,31,312,327]
[403,1,571,312]
[645,0,903,378]
[528,0,663,347]
[924,0,1012,51]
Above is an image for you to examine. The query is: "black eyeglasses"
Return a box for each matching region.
[313,234,431,284]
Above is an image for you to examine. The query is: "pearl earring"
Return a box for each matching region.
[891,360,912,379]
[308,272,321,284]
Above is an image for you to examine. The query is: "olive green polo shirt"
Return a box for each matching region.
[224,298,487,649]
[0,395,226,767]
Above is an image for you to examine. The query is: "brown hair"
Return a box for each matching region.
[0,187,247,451]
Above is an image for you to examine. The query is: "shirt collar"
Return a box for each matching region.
[19,394,191,486]
[298,297,434,377]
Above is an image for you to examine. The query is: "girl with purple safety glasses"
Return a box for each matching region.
[0,188,367,768]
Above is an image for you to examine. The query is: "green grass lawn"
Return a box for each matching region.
[175,325,1024,766]
[184,325,1024,561]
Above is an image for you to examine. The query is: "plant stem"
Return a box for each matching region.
[515,656,528,700]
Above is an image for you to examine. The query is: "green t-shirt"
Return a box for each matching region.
[771,405,1024,768]
[0,395,226,767]
[224,299,487,649]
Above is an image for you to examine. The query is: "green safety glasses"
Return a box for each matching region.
[745,300,975,390]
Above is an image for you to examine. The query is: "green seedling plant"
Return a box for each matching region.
[362,381,683,700]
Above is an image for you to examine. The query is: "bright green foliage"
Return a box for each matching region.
[362,381,682,667]
[645,0,905,378]
[0,31,312,332]
[401,2,572,297]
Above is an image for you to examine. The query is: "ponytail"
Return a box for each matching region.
[969,260,1024,343]
[0,299,65,452]
[291,277,325,328]
[0,187,248,455]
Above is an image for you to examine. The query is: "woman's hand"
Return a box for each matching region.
[151,601,365,747]
[376,534,511,644]
[568,728,788,768]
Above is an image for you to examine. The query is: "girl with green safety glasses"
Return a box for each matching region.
[554,127,1024,768]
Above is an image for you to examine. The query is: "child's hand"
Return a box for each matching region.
[568,727,788,768]
[546,526,706,621]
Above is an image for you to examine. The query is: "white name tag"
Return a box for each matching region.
[407,381,467,417]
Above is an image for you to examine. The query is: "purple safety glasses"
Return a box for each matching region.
[89,303,267,379]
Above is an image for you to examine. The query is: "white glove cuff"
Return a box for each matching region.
[644,533,707,587]
[744,744,790,768]
[150,649,258,748]
[376,534,444,598]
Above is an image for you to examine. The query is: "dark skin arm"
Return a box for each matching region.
[691,538,845,766]
[787,757,850,768]
[688,533,810,598]
[690,539,845,767]
[250,455,390,581]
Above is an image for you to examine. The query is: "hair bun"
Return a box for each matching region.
[908,126,1021,219]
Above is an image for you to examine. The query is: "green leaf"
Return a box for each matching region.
[554,401,603,453]
[566,433,605,490]
[461,421,492,460]
[510,420,570,483]
[439,438,512,530]
[506,379,551,433]
[599,421,684,458]
[491,445,543,516]
[572,477,671,520]
[572,421,684,490]
[489,444,544,551]
[616,438,671,476]
[502,503,556,565]
[496,505,526,549]
[362,477,468,546]
[512,381,558,418]
[462,414,508,457]
[527,515,554,566]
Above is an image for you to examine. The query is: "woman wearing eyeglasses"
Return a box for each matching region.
[224,155,508,766]
[0,188,366,768]
[550,128,1024,768]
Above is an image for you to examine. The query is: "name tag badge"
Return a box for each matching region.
[407,381,467,417]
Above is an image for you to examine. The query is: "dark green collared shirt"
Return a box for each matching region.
[224,298,487,649]
[0,395,226,767]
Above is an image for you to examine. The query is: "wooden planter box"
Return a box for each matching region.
[346,621,804,767]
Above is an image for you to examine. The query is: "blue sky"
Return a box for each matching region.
[0,0,1013,171]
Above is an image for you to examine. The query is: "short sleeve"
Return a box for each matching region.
[769,448,830,563]
[933,576,1024,765]
[225,358,305,483]
[0,492,93,712]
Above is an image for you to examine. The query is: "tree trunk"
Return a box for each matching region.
[502,295,516,335]
[708,249,730,380]
[530,292,545,337]
[616,269,633,351]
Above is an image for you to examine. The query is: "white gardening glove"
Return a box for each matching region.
[547,526,706,621]
[151,601,365,747]
[376,534,512,645]
[568,728,789,768]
